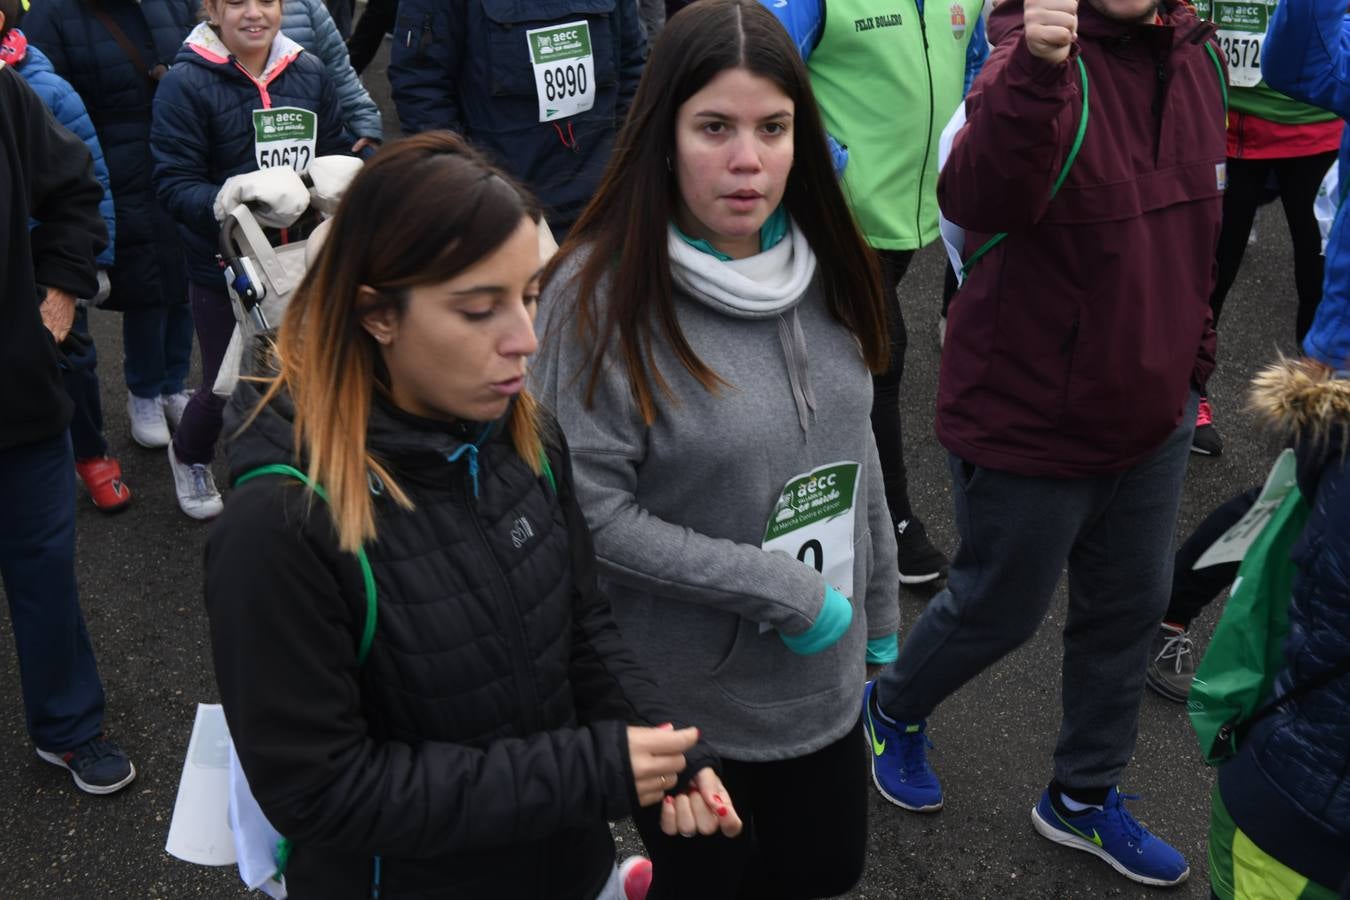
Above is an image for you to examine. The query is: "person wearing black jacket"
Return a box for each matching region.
[205,133,741,900]
[0,31,134,795]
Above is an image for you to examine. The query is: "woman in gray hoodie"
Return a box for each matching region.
[532,3,899,897]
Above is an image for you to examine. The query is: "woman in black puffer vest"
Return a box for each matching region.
[205,133,741,900]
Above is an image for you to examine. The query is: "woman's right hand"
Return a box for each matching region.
[627,724,699,806]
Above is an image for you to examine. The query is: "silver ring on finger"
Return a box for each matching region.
[660,774,670,788]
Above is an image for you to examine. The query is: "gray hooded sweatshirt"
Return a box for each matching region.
[532,221,900,761]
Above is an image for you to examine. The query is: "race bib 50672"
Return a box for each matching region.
[252,106,318,173]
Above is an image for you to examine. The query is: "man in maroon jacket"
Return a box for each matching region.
[861,0,1225,887]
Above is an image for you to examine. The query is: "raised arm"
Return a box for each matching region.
[938,0,1081,235]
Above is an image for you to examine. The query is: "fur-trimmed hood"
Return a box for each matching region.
[1250,356,1350,493]
[1251,357,1350,444]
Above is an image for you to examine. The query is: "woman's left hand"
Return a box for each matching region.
[659,767,743,839]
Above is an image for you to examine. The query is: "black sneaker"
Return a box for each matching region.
[1191,397,1224,456]
[37,735,136,795]
[895,517,948,585]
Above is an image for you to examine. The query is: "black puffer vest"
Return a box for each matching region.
[209,383,663,899]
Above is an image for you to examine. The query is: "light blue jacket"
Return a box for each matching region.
[281,0,382,141]
[1265,0,1350,368]
[15,37,116,267]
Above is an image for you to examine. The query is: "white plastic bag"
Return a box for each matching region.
[229,741,288,898]
[1315,160,1339,255]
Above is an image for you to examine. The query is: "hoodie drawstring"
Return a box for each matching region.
[777,308,816,434]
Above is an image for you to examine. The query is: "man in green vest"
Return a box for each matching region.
[765,0,989,586]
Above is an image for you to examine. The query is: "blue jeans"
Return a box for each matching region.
[122,303,193,400]
[0,434,106,750]
[59,308,108,459]
[876,393,1197,791]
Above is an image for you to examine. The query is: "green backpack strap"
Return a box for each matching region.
[539,450,556,494]
[234,463,378,665]
[1204,42,1229,115]
[234,463,381,882]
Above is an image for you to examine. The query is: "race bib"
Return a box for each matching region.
[760,462,861,631]
[526,21,597,123]
[1200,0,1271,88]
[1193,448,1297,569]
[252,106,317,173]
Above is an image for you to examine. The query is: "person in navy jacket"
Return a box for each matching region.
[151,0,350,521]
[3,23,132,512]
[23,0,198,453]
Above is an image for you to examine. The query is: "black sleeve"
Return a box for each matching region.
[206,480,641,858]
[13,69,105,298]
[552,432,722,790]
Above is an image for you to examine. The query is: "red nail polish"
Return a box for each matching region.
[718,807,728,817]
[664,796,674,805]
[713,794,723,803]
[658,722,674,730]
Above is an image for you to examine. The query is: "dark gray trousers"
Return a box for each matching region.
[876,393,1197,791]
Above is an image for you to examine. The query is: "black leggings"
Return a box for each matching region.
[633,717,869,900]
[1210,152,1336,344]
[871,249,916,525]
[1164,486,1259,628]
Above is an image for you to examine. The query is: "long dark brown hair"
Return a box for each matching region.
[545,0,888,425]
[251,132,545,551]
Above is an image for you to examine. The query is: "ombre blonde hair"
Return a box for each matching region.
[248,132,545,552]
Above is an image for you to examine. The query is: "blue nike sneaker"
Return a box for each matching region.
[861,680,942,812]
[1031,787,1189,886]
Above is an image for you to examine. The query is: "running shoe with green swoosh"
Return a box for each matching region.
[861,680,943,812]
[1031,787,1189,886]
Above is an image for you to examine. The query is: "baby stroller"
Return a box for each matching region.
[212,157,362,398]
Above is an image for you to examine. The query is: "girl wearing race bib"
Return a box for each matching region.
[532,3,899,896]
[205,133,741,900]
[150,0,350,520]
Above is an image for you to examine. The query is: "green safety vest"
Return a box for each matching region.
[807,0,984,250]
[1194,0,1337,124]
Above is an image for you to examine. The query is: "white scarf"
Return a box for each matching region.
[667,220,820,432]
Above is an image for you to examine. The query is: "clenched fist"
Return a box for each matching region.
[1025,0,1078,64]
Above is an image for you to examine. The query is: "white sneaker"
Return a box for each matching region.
[127,394,170,448]
[167,443,223,520]
[161,390,192,431]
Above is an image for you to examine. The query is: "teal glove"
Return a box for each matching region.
[780,585,852,656]
[866,634,899,665]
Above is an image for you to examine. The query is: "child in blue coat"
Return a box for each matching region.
[151,0,350,520]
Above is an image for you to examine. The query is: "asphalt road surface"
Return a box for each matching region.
[0,35,1309,900]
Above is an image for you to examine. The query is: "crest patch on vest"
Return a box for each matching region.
[950,3,967,39]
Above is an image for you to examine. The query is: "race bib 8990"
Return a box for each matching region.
[526,21,597,123]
